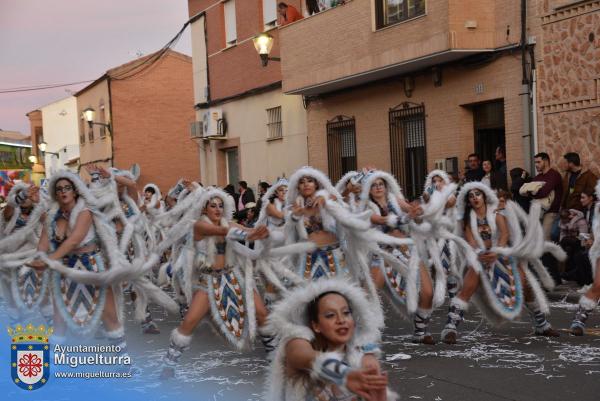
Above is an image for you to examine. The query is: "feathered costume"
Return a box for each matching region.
[0,183,51,324]
[34,170,177,337]
[570,180,600,334]
[161,188,315,373]
[442,182,564,340]
[264,277,397,401]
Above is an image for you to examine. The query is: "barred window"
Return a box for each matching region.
[375,0,426,29]
[326,115,357,183]
[99,103,106,138]
[267,106,282,139]
[389,102,427,200]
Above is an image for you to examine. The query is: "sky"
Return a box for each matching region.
[0,0,193,135]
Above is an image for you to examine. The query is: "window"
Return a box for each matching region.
[375,0,426,29]
[80,117,86,145]
[267,106,282,139]
[389,102,427,200]
[262,0,277,28]
[326,115,357,183]
[224,0,237,46]
[99,103,106,138]
[88,125,94,143]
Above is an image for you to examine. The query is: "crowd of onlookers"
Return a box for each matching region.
[459,148,598,287]
[277,1,348,26]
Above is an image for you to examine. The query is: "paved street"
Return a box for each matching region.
[116,289,600,401]
[2,286,599,401]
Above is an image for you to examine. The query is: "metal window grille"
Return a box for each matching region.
[88,127,94,143]
[389,102,427,200]
[376,0,426,29]
[80,119,86,145]
[326,115,357,183]
[99,105,106,138]
[267,106,282,139]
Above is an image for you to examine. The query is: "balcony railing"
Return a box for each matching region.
[280,0,516,95]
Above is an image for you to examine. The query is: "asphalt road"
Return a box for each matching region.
[121,294,600,401]
[2,292,599,401]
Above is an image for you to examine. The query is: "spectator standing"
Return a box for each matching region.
[510,167,531,212]
[461,153,485,183]
[563,190,596,285]
[224,184,240,211]
[306,0,320,15]
[525,153,564,285]
[494,145,508,190]
[237,181,256,212]
[528,153,563,240]
[561,152,598,211]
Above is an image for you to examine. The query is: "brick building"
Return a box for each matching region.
[187,0,308,190]
[75,50,200,192]
[535,0,600,174]
[278,0,600,199]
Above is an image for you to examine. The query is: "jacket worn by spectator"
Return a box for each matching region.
[561,169,598,211]
[559,209,588,242]
[465,167,485,183]
[532,168,563,214]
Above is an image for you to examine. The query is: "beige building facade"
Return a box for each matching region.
[279,0,600,198]
[75,78,112,179]
[188,0,308,189]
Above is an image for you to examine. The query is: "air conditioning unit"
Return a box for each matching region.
[190,121,203,138]
[202,108,225,138]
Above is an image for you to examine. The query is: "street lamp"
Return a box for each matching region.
[38,141,59,157]
[28,155,38,164]
[252,33,280,67]
[82,107,112,134]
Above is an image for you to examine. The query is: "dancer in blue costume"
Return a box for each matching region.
[442,182,560,344]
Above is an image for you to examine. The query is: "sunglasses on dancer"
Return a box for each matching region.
[55,185,74,194]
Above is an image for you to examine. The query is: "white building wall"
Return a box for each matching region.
[40,96,80,176]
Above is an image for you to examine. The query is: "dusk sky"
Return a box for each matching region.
[0,0,192,135]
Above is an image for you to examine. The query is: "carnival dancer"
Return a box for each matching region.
[254,178,303,308]
[422,170,460,299]
[26,170,132,355]
[441,182,560,344]
[0,183,51,325]
[265,277,397,401]
[285,167,374,282]
[155,179,205,317]
[358,170,435,344]
[92,166,161,334]
[335,170,366,212]
[570,180,600,335]
[160,188,275,378]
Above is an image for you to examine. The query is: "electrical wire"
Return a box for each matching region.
[0,20,191,93]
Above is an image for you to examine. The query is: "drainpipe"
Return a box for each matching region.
[520,0,534,174]
[531,54,539,157]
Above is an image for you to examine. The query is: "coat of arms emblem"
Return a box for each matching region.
[8,323,53,390]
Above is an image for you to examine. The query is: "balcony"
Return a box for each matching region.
[279,0,519,95]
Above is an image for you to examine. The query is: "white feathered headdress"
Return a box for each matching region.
[456,182,499,221]
[423,169,451,193]
[256,178,288,226]
[7,182,30,208]
[197,188,235,221]
[286,166,343,205]
[357,170,404,212]
[48,170,98,204]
